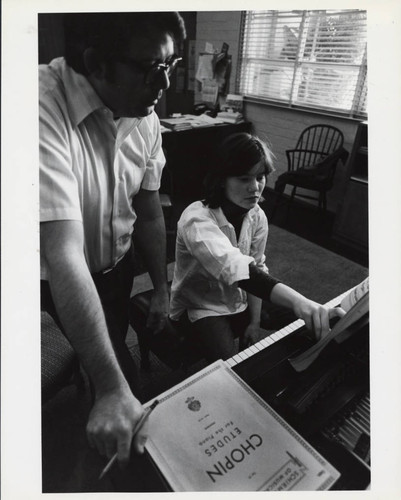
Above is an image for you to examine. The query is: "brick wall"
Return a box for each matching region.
[195,11,242,99]
[195,11,363,214]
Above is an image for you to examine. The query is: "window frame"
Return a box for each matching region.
[236,10,368,119]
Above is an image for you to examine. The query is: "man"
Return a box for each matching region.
[39,12,186,465]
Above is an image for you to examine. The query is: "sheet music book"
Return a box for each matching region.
[144,360,340,491]
[289,278,369,372]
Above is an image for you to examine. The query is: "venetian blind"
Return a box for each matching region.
[238,10,367,118]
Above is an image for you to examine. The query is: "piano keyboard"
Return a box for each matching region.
[225,288,351,369]
[322,393,370,465]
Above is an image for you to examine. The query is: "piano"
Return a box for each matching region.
[226,289,370,490]
[114,288,370,491]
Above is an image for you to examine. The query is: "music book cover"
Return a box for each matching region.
[144,360,340,491]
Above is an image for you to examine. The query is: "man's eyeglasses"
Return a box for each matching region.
[118,54,183,84]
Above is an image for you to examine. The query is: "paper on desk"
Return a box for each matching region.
[195,114,223,125]
[160,114,223,129]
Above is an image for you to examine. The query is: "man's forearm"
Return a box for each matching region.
[41,219,142,463]
[134,211,168,291]
[47,258,129,397]
[132,189,169,333]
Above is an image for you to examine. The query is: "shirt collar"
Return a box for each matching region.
[60,59,144,136]
[53,57,110,127]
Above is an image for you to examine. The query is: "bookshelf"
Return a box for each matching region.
[333,121,368,254]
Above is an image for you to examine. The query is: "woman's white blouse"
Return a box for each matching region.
[170,201,269,322]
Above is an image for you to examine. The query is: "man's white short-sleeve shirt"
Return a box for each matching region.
[39,57,165,276]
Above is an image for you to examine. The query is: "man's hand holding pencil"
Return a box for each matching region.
[97,398,160,480]
[86,386,154,474]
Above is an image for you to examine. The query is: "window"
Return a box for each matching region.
[238,10,367,118]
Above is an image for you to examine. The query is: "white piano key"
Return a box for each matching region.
[249,345,260,354]
[225,357,236,367]
[250,343,263,353]
[237,349,250,361]
[258,337,272,349]
[282,325,293,335]
[270,332,282,342]
[231,354,244,364]
[272,329,286,339]
[243,346,257,358]
[285,321,302,333]
[265,336,276,345]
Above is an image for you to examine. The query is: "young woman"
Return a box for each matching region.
[169,133,344,362]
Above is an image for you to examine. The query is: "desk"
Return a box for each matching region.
[161,121,252,220]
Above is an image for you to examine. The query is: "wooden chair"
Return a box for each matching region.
[272,124,348,217]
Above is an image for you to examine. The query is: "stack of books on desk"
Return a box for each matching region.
[160,117,194,131]
[216,111,243,124]
[160,114,226,131]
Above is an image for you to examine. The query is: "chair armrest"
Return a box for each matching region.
[286,147,348,172]
[308,146,349,173]
[286,148,325,171]
[324,146,349,166]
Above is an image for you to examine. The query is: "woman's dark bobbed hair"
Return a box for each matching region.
[203,132,275,208]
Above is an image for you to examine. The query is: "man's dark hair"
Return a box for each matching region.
[203,133,275,208]
[63,12,186,75]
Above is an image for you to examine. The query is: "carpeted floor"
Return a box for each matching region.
[265,224,368,303]
[41,223,368,493]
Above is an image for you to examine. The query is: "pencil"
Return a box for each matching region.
[98,399,160,480]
